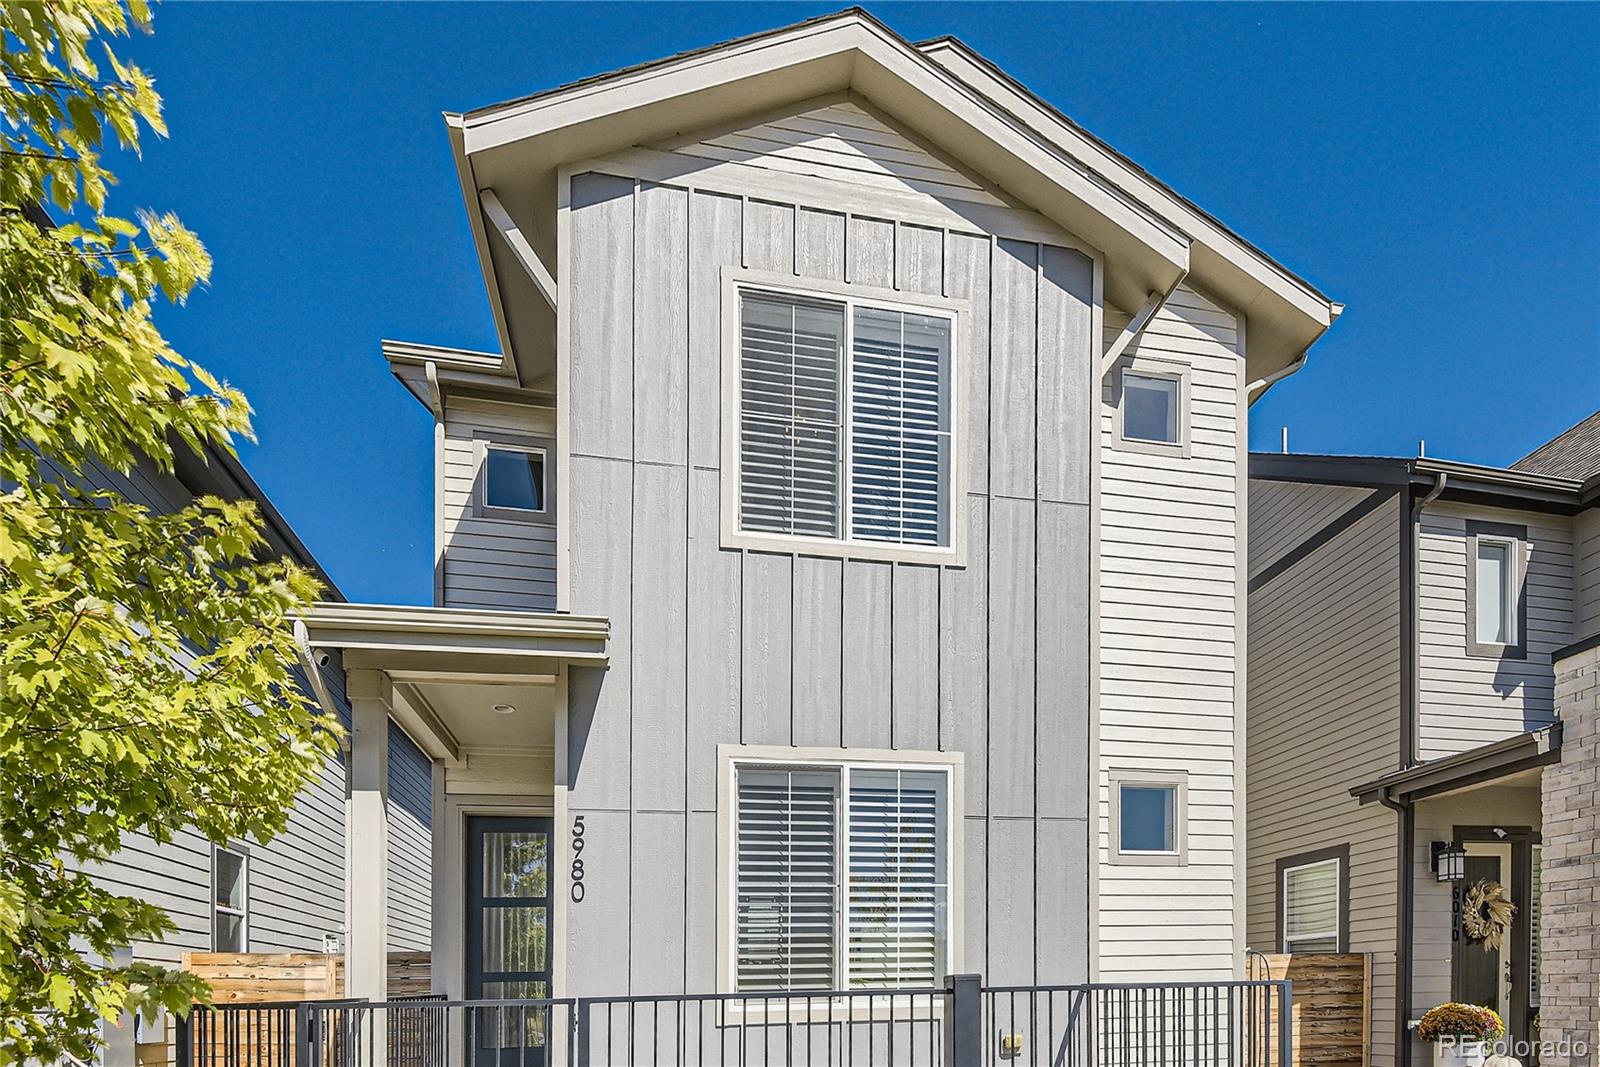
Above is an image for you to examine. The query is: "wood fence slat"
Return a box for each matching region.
[1249,952,1371,1067]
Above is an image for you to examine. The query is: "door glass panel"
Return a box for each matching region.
[1458,854,1503,1013]
[482,907,548,973]
[476,982,549,1048]
[484,832,548,897]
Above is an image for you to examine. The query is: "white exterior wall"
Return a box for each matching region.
[1417,501,1573,760]
[1096,285,1244,980]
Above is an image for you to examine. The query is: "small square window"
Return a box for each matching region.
[1122,372,1180,445]
[485,447,546,513]
[1119,785,1176,853]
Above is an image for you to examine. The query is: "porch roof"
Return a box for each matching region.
[1350,722,1563,805]
[296,601,608,765]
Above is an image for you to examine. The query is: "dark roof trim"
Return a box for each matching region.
[1250,453,1591,515]
[170,443,345,602]
[1350,723,1562,805]
[1554,630,1600,664]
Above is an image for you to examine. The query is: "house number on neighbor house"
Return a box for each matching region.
[570,815,586,902]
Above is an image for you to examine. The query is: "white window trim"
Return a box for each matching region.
[719,269,970,567]
[1281,857,1342,953]
[1108,769,1188,867]
[714,744,964,1008]
[1113,358,1190,458]
[474,435,554,525]
[212,844,249,952]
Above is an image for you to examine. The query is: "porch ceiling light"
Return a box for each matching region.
[491,703,516,715]
[1431,841,1467,882]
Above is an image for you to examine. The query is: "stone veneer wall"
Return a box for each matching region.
[1541,638,1600,1065]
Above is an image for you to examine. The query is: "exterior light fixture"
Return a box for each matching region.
[492,704,516,715]
[1432,841,1467,882]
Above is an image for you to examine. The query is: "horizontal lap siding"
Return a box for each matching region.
[1417,502,1573,760]
[1571,508,1600,640]
[441,396,558,611]
[1096,286,1242,981]
[564,165,1094,994]
[1245,480,1402,1066]
[65,458,432,967]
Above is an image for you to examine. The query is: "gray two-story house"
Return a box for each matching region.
[1246,411,1600,1064]
[297,12,1342,1059]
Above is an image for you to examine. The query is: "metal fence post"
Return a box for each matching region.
[294,1002,313,1067]
[175,1011,191,1067]
[944,973,982,1067]
[1276,979,1293,1067]
[574,998,591,1067]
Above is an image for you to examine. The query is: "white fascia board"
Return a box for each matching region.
[918,38,1335,326]
[446,114,520,388]
[456,15,1189,276]
[298,602,610,663]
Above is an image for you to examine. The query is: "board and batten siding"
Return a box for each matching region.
[65,455,433,964]
[440,395,558,611]
[560,160,1095,995]
[1416,501,1573,761]
[1094,286,1245,981]
[1246,479,1403,1067]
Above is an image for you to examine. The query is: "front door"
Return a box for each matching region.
[1456,843,1513,1026]
[466,816,553,1067]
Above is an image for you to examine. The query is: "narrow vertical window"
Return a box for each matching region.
[1474,539,1515,645]
[738,293,845,539]
[846,768,948,987]
[212,846,248,952]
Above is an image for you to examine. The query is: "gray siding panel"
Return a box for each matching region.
[564,166,1094,993]
[1246,480,1402,1066]
[1577,508,1600,641]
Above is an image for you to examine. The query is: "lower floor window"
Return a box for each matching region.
[1281,855,1341,953]
[213,845,248,952]
[733,759,951,992]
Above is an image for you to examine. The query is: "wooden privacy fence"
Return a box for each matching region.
[1247,953,1371,1067]
[181,950,433,1001]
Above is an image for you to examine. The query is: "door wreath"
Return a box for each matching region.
[1461,879,1515,953]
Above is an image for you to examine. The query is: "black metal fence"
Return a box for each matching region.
[177,977,1291,1067]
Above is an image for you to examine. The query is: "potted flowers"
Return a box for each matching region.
[1416,1003,1505,1066]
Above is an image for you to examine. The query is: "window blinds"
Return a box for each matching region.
[738,294,845,539]
[1283,860,1339,951]
[850,308,951,546]
[846,769,946,987]
[735,769,838,991]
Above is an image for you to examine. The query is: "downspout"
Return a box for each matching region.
[1244,349,1309,406]
[425,361,445,608]
[1388,469,1446,1065]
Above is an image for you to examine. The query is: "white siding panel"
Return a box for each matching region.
[1096,288,1243,982]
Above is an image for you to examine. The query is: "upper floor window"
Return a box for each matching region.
[1109,769,1187,866]
[1465,521,1526,659]
[1474,539,1514,644]
[1277,846,1347,953]
[1115,362,1189,456]
[726,277,961,564]
[212,845,248,952]
[727,755,954,992]
[485,445,547,514]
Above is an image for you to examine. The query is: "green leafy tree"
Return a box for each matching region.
[0,3,342,1062]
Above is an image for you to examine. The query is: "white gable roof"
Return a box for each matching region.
[444,9,1338,387]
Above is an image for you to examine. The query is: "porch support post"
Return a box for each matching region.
[345,669,390,1003]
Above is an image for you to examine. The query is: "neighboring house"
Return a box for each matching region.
[298,10,1342,1029]
[71,445,435,1059]
[1245,411,1600,1064]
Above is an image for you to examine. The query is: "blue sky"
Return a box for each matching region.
[110,3,1599,605]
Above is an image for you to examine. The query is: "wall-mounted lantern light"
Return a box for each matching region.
[1432,841,1467,882]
